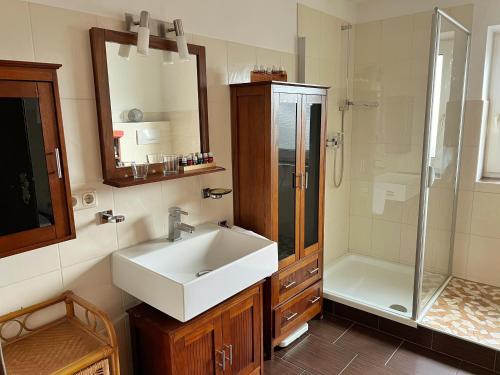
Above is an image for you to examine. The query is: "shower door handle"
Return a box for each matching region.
[427,165,436,188]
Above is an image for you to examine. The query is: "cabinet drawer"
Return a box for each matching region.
[273,254,321,306]
[273,281,322,343]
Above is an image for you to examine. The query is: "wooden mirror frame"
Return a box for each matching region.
[89,27,217,187]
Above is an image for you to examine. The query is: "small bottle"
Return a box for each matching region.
[203,152,209,164]
[192,153,197,165]
[208,152,214,163]
[198,152,203,164]
[259,65,265,73]
[181,156,187,167]
[186,154,193,166]
[253,64,259,73]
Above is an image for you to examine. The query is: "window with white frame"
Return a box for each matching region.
[484,30,500,178]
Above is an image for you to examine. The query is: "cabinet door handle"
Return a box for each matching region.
[224,344,233,366]
[308,267,319,275]
[283,280,296,289]
[216,349,226,371]
[285,312,298,321]
[55,147,63,179]
[304,171,309,189]
[309,296,321,304]
[292,173,302,189]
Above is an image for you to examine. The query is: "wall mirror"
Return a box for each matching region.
[90,28,220,187]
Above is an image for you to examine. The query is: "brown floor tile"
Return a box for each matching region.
[308,316,352,343]
[379,318,433,348]
[387,342,461,375]
[263,357,305,375]
[432,332,496,369]
[334,324,402,366]
[334,303,379,329]
[274,333,310,359]
[341,355,405,375]
[283,335,357,375]
[457,362,499,375]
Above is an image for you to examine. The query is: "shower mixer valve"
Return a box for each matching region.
[327,132,343,149]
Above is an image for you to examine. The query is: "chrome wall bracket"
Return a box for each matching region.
[125,13,174,38]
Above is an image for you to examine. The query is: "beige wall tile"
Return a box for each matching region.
[0,271,63,315]
[467,235,500,286]
[471,191,500,238]
[349,215,372,254]
[62,256,124,320]
[400,224,417,265]
[371,219,401,262]
[59,184,118,267]
[455,189,473,234]
[60,99,102,185]
[0,244,59,288]
[162,176,203,225]
[452,232,469,278]
[227,42,256,84]
[459,146,479,190]
[29,3,97,99]
[463,100,484,148]
[114,183,165,248]
[0,0,34,60]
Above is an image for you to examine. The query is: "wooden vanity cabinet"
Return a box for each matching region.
[230,82,328,356]
[128,283,263,375]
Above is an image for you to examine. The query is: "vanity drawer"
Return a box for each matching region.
[273,253,321,306]
[273,281,322,343]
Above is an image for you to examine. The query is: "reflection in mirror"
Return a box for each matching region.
[105,42,201,167]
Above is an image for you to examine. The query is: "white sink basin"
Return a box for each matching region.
[112,223,278,322]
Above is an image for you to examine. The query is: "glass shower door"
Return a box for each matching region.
[415,9,471,319]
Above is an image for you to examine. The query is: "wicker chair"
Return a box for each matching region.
[0,291,120,375]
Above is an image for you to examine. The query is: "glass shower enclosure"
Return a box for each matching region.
[323,7,471,325]
[413,8,471,320]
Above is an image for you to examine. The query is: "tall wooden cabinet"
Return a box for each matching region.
[230,82,328,355]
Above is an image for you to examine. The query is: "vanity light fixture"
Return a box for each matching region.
[136,11,150,56]
[173,19,190,61]
[125,12,189,62]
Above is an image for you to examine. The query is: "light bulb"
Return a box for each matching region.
[136,11,150,56]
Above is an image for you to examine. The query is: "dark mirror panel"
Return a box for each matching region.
[304,103,321,248]
[277,102,298,261]
[0,97,54,236]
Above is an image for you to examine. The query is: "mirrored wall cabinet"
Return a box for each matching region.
[0,60,75,259]
[89,28,224,188]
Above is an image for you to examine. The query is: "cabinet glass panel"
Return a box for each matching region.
[304,103,322,249]
[0,98,54,236]
[277,102,298,261]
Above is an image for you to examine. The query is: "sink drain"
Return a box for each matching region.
[389,304,408,313]
[196,269,213,277]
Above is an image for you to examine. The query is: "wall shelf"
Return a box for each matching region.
[103,165,225,188]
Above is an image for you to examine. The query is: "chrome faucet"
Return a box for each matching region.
[168,206,195,242]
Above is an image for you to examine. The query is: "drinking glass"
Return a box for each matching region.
[146,153,163,164]
[162,155,179,175]
[131,162,149,179]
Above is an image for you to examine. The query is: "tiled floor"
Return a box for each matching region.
[265,317,499,375]
[422,278,500,350]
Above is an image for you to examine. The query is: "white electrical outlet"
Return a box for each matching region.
[73,190,97,211]
[82,191,97,208]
